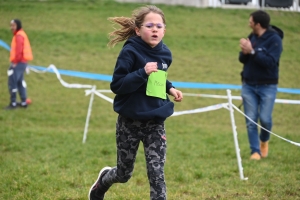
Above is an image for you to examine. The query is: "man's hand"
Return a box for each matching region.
[169,88,183,102]
[144,62,158,75]
[240,38,253,54]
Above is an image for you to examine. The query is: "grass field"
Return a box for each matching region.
[0,1,300,199]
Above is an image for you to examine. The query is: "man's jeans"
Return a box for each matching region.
[241,83,277,155]
[7,62,27,104]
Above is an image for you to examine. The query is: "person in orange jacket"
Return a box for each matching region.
[5,19,33,110]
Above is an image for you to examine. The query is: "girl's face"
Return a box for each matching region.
[135,12,166,48]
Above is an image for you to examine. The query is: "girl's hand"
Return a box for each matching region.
[144,62,158,75]
[169,88,183,102]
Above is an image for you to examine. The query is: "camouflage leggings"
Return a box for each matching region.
[101,115,167,200]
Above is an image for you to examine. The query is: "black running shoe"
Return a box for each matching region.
[17,102,27,108]
[88,167,112,200]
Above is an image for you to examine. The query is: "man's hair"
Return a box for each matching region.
[250,10,270,29]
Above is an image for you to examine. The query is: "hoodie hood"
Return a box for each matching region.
[248,25,284,40]
[269,25,284,39]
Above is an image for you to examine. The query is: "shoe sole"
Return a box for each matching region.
[261,154,268,158]
[88,166,112,200]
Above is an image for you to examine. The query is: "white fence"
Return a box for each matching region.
[116,0,300,12]
[116,0,210,7]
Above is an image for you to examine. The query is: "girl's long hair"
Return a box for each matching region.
[107,5,165,47]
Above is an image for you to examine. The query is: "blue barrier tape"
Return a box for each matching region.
[0,39,11,51]
[1,39,300,94]
[33,66,112,82]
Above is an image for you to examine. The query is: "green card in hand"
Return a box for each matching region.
[146,70,167,99]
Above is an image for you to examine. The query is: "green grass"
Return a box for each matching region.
[0,1,300,199]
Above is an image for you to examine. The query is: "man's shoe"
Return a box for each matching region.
[260,141,269,158]
[88,167,112,200]
[250,152,261,160]
[4,103,17,110]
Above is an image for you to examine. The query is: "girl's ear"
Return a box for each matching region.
[135,27,141,36]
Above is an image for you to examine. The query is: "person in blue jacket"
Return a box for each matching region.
[88,5,183,200]
[239,10,283,160]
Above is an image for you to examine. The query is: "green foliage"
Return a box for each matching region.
[0,1,300,199]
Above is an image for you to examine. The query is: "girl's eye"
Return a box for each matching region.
[142,23,165,29]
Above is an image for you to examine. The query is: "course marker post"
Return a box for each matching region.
[82,85,96,143]
[227,89,248,180]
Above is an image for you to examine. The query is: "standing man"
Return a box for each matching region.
[5,19,33,110]
[239,10,283,160]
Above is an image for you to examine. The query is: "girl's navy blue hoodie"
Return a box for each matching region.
[110,36,174,122]
[239,25,283,85]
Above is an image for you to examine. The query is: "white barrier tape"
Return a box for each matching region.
[274,99,300,104]
[183,93,242,100]
[85,90,114,104]
[86,89,228,116]
[97,89,113,93]
[231,104,300,147]
[28,64,96,143]
[29,64,94,89]
[183,93,300,105]
[96,91,300,105]
[93,91,114,104]
[85,90,94,96]
[172,103,228,117]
